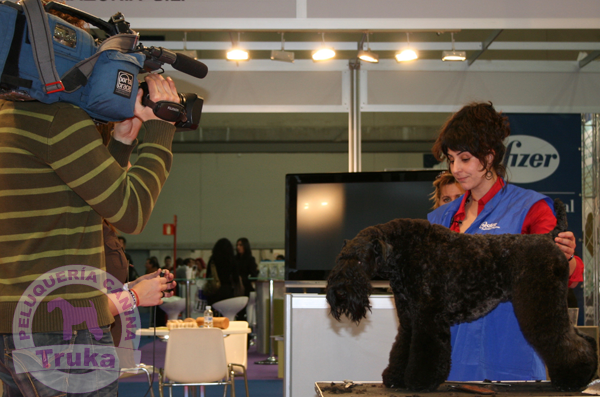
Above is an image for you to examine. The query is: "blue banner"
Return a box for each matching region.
[505,114,582,245]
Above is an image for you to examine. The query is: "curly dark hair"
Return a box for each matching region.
[432,102,510,178]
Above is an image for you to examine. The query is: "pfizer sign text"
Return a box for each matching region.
[504,135,560,183]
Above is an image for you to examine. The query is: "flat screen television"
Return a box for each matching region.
[285,170,442,281]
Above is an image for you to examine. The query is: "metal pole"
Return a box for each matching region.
[256,278,278,364]
[348,59,361,173]
[185,280,191,319]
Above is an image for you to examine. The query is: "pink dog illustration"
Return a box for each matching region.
[47,297,103,341]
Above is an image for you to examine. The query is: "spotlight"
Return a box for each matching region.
[358,33,379,63]
[227,48,249,61]
[312,33,336,62]
[271,33,295,63]
[227,32,249,61]
[395,32,418,62]
[358,50,379,63]
[442,33,466,62]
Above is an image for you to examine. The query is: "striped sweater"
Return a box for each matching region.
[0,99,175,333]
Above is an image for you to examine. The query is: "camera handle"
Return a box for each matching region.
[139,81,187,123]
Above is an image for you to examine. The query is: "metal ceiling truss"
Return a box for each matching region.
[582,114,600,326]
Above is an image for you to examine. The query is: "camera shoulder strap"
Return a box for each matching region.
[21,0,64,93]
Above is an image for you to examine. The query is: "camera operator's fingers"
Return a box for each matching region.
[113,117,141,145]
[136,74,179,124]
[146,74,177,102]
[164,76,178,101]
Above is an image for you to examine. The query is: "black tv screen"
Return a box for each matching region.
[285,170,441,281]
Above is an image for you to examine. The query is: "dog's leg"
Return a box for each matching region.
[382,312,412,389]
[512,273,598,391]
[402,313,451,391]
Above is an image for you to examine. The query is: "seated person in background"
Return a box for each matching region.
[117,236,139,282]
[145,256,160,274]
[175,258,188,280]
[183,257,198,279]
[236,238,259,298]
[205,238,245,306]
[275,254,285,261]
[163,256,173,271]
[195,257,207,278]
[430,171,465,209]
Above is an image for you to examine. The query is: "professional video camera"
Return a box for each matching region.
[0,0,207,129]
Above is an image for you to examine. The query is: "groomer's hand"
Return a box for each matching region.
[555,231,577,275]
[135,73,178,124]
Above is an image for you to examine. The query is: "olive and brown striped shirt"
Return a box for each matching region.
[0,99,175,333]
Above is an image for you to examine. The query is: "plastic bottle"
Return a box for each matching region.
[203,305,213,328]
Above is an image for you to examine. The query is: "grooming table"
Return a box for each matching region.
[315,381,600,397]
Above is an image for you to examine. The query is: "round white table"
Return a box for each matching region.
[135,327,251,337]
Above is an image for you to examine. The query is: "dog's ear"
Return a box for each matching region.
[373,239,393,262]
[365,238,393,274]
[342,239,349,248]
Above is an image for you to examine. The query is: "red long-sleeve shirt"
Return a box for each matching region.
[450,178,582,284]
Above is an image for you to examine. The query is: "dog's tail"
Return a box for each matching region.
[551,198,568,239]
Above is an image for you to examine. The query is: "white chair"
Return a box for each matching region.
[224,321,250,397]
[246,292,257,328]
[120,364,155,397]
[159,328,235,397]
[213,296,249,321]
[246,291,257,346]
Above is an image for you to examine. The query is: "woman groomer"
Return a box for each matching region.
[427,102,581,382]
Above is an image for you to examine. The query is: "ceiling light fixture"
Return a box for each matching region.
[442,32,466,62]
[395,32,418,62]
[312,33,336,62]
[271,32,295,63]
[358,33,379,63]
[226,32,249,61]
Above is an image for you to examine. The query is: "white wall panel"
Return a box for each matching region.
[63,0,600,29]
[307,0,600,19]
[123,152,422,249]
[363,70,600,114]
[167,69,348,113]
[63,0,296,18]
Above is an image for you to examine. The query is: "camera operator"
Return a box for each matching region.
[0,72,179,396]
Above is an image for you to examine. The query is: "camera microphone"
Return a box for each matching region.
[172,53,208,79]
[141,46,208,79]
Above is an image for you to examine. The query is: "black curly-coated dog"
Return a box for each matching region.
[326,199,597,392]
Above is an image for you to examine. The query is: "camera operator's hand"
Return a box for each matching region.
[113,118,139,146]
[112,74,178,144]
[135,73,178,124]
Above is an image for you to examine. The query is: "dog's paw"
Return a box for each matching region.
[382,366,405,389]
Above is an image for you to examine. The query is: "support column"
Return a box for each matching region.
[582,113,600,326]
[348,59,361,172]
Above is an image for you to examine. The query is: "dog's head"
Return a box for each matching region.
[325,226,393,324]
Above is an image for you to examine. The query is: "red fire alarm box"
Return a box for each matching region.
[163,224,175,235]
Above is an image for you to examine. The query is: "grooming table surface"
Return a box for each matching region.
[315,381,596,397]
